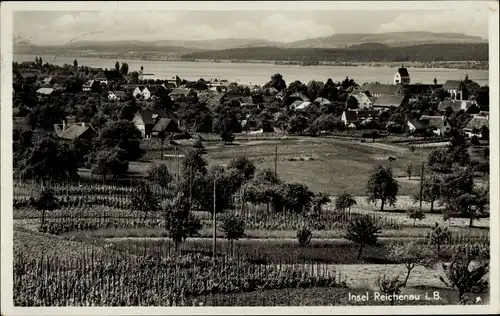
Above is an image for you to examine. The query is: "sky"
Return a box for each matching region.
[13,9,489,45]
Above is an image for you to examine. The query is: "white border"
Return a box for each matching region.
[1,1,499,315]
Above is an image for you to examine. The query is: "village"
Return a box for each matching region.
[13,59,489,144]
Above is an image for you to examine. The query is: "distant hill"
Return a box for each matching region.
[346,43,391,50]
[284,32,487,48]
[182,43,489,62]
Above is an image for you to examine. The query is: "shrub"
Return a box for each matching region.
[406,207,426,226]
[344,215,381,261]
[296,226,312,247]
[147,163,172,188]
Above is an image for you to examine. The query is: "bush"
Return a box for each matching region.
[147,163,172,188]
[296,226,312,247]
[406,207,426,226]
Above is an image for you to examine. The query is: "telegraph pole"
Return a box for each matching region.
[213,178,217,258]
[176,147,180,182]
[189,165,192,204]
[274,145,278,177]
[419,162,425,211]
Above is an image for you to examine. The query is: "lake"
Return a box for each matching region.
[14,54,489,86]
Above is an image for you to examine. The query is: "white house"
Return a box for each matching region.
[419,115,452,136]
[393,66,410,85]
[132,86,151,100]
[462,111,489,138]
[108,91,119,101]
[82,80,95,92]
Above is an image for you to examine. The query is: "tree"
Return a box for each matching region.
[406,207,426,226]
[387,242,436,286]
[267,73,287,92]
[192,137,207,154]
[434,78,438,85]
[164,193,202,252]
[19,136,79,181]
[287,114,308,135]
[282,182,314,213]
[427,222,451,258]
[440,168,476,226]
[307,80,324,101]
[406,163,413,180]
[335,192,357,216]
[312,192,331,219]
[366,166,399,212]
[88,147,129,180]
[228,156,256,181]
[182,149,208,178]
[34,187,59,226]
[219,213,246,256]
[120,62,129,75]
[375,274,405,306]
[427,148,453,173]
[296,226,312,247]
[73,59,78,68]
[321,78,338,101]
[115,61,120,72]
[422,175,442,212]
[480,125,489,140]
[439,245,489,302]
[147,163,172,188]
[130,181,160,221]
[344,215,381,261]
[94,120,144,161]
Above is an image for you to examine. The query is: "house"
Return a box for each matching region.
[53,122,97,142]
[462,111,489,137]
[406,84,443,98]
[442,80,467,101]
[132,86,151,100]
[82,80,96,92]
[419,115,452,136]
[341,109,378,127]
[314,97,332,106]
[169,88,191,101]
[42,76,55,86]
[151,118,184,138]
[373,95,405,110]
[406,119,427,134]
[361,83,404,98]
[36,87,54,96]
[95,70,125,85]
[393,66,410,85]
[149,85,168,100]
[133,109,174,138]
[291,101,312,110]
[347,91,374,109]
[114,91,126,100]
[165,76,182,88]
[275,90,286,101]
[438,99,477,113]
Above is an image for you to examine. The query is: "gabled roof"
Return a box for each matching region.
[442,80,465,90]
[169,88,190,96]
[289,92,310,102]
[83,80,95,87]
[314,97,332,105]
[463,115,488,132]
[114,91,126,97]
[343,109,377,122]
[152,118,182,133]
[55,123,96,140]
[419,115,447,129]
[362,83,402,95]
[406,84,442,94]
[407,119,426,130]
[373,95,405,107]
[290,100,304,109]
[397,67,410,77]
[294,101,311,110]
[136,109,168,125]
[43,76,53,84]
[438,99,475,112]
[36,87,54,95]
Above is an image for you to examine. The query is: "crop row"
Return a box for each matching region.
[14,252,339,306]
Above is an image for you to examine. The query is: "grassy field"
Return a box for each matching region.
[139,137,433,195]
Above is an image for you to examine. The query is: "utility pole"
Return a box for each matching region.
[274,145,278,178]
[419,162,425,211]
[189,165,192,204]
[213,178,217,258]
[176,147,180,182]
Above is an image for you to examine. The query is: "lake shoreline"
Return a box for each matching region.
[17,52,489,70]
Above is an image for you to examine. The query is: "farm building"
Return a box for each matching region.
[462,111,489,138]
[361,83,404,98]
[406,119,427,134]
[438,99,477,113]
[53,122,97,142]
[393,66,410,85]
[419,115,452,136]
[347,91,374,109]
[442,80,468,101]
